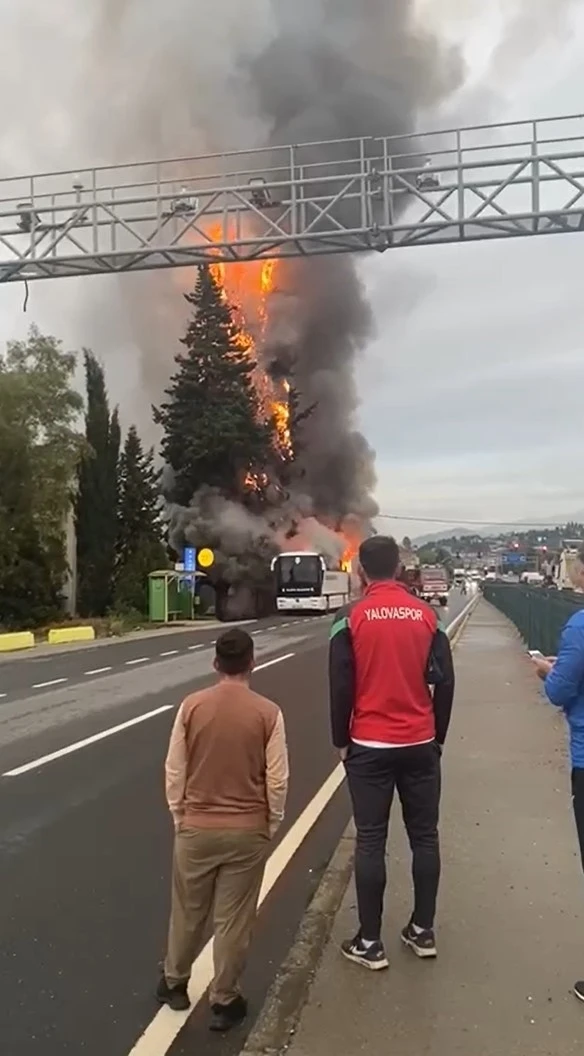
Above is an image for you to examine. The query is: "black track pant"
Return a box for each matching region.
[572,768,584,872]
[345,741,441,940]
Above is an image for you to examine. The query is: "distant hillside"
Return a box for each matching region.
[412,528,479,546]
[413,514,584,547]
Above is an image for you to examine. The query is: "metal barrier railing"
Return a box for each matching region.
[482,583,584,654]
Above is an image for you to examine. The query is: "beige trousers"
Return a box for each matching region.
[164,828,269,1006]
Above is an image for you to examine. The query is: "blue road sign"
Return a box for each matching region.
[184,547,196,572]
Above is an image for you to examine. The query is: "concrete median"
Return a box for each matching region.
[47,626,96,646]
[0,631,35,653]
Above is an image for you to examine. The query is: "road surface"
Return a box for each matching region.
[0,591,468,1056]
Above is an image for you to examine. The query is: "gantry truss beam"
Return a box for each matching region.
[2,112,584,282]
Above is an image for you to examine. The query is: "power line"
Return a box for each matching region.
[375,512,576,530]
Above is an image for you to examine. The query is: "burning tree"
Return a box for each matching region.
[158,254,370,619]
[154,265,275,507]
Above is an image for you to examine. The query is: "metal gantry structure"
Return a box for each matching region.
[2,111,584,283]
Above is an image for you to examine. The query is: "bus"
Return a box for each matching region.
[271,551,351,615]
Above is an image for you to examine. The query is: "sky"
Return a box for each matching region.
[0,1,583,542]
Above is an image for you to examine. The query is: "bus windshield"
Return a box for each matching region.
[275,555,323,594]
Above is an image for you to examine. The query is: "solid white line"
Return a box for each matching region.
[85,666,112,676]
[125,762,345,1056]
[125,657,148,666]
[32,678,68,689]
[3,705,174,778]
[253,653,295,673]
[124,602,471,1054]
[159,650,179,658]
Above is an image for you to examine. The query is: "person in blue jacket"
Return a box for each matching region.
[533,547,584,1003]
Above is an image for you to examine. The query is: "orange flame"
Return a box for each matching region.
[206,226,292,458]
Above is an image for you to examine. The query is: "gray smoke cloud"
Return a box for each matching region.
[84,0,465,595]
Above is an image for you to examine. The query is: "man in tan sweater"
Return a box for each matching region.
[156,628,289,1032]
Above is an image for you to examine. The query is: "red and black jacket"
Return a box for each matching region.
[328,580,455,750]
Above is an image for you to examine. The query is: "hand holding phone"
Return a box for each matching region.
[528,649,544,661]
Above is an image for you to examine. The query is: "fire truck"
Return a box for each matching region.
[419,565,449,606]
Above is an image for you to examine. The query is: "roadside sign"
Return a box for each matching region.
[183,547,196,572]
[198,547,215,569]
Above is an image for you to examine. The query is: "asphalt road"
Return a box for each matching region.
[0,590,469,1056]
[0,615,310,701]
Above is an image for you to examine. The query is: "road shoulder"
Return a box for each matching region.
[243,599,584,1056]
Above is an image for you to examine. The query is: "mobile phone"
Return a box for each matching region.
[528,649,544,661]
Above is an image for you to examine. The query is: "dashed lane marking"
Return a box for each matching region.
[32,678,68,690]
[3,705,175,778]
[3,652,298,779]
[253,652,295,673]
[1,618,315,700]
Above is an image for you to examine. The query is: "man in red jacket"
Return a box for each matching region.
[329,536,455,970]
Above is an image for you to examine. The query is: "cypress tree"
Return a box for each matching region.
[114,426,167,614]
[75,352,120,616]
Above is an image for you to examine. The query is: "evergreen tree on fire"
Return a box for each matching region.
[153,266,275,507]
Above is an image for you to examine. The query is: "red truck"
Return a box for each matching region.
[420,565,449,606]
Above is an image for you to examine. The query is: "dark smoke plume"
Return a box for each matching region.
[241,0,462,525]
[90,0,463,593]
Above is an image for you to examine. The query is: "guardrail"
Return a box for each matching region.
[482,583,584,654]
[446,593,480,642]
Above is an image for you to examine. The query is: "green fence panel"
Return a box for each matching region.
[483,584,584,654]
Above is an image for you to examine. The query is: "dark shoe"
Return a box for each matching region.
[573,980,584,1002]
[209,994,248,1032]
[340,934,389,970]
[155,974,190,1011]
[401,920,437,959]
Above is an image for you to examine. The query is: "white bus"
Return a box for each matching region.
[271,551,351,614]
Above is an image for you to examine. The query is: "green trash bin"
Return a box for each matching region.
[148,573,168,622]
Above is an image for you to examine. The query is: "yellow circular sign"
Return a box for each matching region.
[198,548,215,569]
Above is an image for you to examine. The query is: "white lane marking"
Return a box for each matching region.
[188,644,204,651]
[0,693,6,699]
[253,653,295,673]
[85,666,112,676]
[267,625,277,631]
[159,650,178,658]
[32,678,68,690]
[125,761,345,1056]
[125,657,148,666]
[3,705,174,778]
[124,603,472,1054]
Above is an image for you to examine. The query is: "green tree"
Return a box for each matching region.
[153,265,273,506]
[114,426,167,614]
[75,352,120,617]
[0,326,84,621]
[0,418,61,628]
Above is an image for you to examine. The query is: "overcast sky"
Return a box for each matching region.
[0,2,583,542]
[362,1,584,539]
